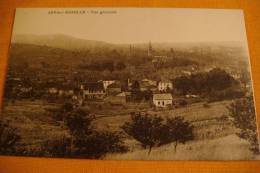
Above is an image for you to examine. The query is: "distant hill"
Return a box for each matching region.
[12,34,246,51]
[8,43,89,67]
[10,34,249,71]
[12,34,116,51]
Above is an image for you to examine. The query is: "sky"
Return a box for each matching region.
[12,8,248,44]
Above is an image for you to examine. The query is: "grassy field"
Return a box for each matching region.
[1,100,68,148]
[92,100,234,134]
[0,99,246,159]
[105,135,255,160]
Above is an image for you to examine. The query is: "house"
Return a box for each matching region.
[153,93,173,108]
[81,82,105,100]
[158,81,173,92]
[140,83,157,92]
[142,79,157,86]
[101,80,116,90]
[106,81,122,95]
[48,87,58,94]
[140,79,157,92]
[20,86,33,93]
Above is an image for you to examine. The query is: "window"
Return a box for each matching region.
[158,101,160,105]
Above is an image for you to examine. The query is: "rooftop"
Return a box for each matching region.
[153,93,173,100]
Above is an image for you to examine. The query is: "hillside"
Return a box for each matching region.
[105,135,256,160]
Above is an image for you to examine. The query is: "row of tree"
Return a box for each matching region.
[123,112,194,153]
[79,60,126,72]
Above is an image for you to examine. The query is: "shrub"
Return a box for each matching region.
[51,102,74,121]
[227,96,259,154]
[65,108,94,137]
[0,120,21,154]
[73,131,127,158]
[41,136,71,157]
[45,106,127,158]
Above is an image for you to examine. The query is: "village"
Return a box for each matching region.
[4,41,247,113]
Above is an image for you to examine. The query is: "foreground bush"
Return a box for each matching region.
[73,131,127,158]
[0,120,21,155]
[42,136,71,157]
[228,96,259,154]
[41,107,127,158]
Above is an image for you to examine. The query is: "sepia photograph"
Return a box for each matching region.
[0,8,259,160]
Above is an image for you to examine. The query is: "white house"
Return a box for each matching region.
[81,82,105,100]
[158,81,173,92]
[153,93,173,108]
[102,80,116,90]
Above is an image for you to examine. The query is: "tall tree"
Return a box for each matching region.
[122,112,165,154]
[228,96,259,154]
[164,116,194,152]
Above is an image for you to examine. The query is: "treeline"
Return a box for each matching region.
[79,60,126,72]
[173,68,244,101]
[154,57,197,69]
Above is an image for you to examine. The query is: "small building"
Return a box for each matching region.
[107,81,122,95]
[20,86,33,93]
[142,79,157,86]
[81,82,105,100]
[153,93,173,108]
[140,79,157,91]
[158,81,173,92]
[48,87,58,94]
[102,80,116,90]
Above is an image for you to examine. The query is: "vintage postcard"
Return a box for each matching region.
[0,8,259,160]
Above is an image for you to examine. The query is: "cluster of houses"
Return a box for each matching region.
[45,78,174,108]
[6,74,176,108]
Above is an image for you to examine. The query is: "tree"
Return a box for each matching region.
[131,80,140,92]
[42,136,71,157]
[122,112,165,154]
[0,120,21,154]
[54,102,74,121]
[227,96,259,154]
[131,81,142,102]
[65,108,94,137]
[73,131,127,158]
[122,113,194,154]
[174,76,192,95]
[62,108,127,158]
[116,61,126,71]
[163,116,194,152]
[173,68,238,98]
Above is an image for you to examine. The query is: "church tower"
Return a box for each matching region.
[147,41,153,57]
